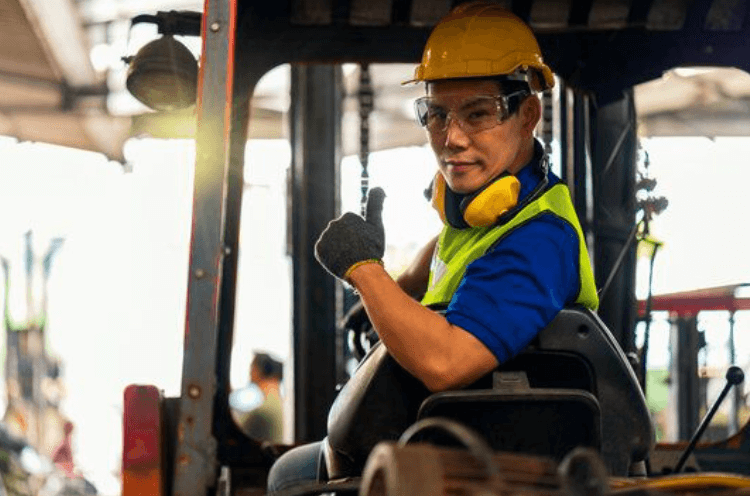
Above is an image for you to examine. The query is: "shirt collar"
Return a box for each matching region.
[515,139,547,203]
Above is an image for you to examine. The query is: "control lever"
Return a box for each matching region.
[673,366,745,473]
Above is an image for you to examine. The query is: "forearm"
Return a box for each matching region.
[314,192,495,390]
[348,262,497,392]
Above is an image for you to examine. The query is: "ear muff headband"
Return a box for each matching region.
[495,153,550,225]
[431,173,521,228]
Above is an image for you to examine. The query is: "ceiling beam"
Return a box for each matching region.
[15,0,99,86]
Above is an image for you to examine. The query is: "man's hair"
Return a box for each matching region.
[252,352,283,381]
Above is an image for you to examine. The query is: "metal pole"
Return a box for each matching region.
[669,315,701,441]
[728,311,739,434]
[173,0,237,493]
[593,91,638,352]
[639,241,661,394]
[290,64,342,443]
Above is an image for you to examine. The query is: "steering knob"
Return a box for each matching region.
[726,366,744,386]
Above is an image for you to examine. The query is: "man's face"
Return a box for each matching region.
[426,79,534,194]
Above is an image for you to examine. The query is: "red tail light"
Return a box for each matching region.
[122,385,164,496]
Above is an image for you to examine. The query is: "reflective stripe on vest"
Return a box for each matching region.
[421,183,599,311]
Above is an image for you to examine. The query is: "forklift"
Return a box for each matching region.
[119,1,750,495]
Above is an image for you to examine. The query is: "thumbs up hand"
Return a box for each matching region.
[314,188,386,281]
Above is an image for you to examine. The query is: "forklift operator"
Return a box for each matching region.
[268,1,599,492]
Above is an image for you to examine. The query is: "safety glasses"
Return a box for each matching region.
[414,91,528,134]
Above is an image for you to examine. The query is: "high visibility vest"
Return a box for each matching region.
[421,183,599,310]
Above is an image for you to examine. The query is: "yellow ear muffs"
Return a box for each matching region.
[430,172,521,228]
[462,174,521,227]
[430,172,449,225]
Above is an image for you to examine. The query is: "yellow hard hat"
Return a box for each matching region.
[405,1,555,92]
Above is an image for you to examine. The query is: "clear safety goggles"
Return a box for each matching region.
[414,91,528,134]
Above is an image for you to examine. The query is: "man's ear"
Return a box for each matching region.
[521,95,542,137]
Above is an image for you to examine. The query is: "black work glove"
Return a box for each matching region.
[314,187,386,280]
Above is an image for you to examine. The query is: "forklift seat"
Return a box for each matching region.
[324,306,654,479]
[416,307,654,475]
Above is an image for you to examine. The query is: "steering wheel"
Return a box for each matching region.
[343,303,380,361]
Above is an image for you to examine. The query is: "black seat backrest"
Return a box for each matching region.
[417,380,603,463]
[530,306,654,474]
[416,307,654,475]
[325,306,653,477]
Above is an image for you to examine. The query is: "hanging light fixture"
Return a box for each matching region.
[125,34,198,111]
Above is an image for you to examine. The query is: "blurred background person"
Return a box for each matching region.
[230,352,284,443]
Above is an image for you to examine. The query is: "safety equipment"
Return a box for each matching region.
[431,172,521,228]
[315,188,386,280]
[429,144,551,229]
[423,182,599,311]
[414,91,529,135]
[404,1,555,92]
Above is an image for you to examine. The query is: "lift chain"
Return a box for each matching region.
[541,88,554,159]
[358,63,374,216]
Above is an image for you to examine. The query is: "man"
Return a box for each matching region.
[240,352,284,443]
[268,1,598,491]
